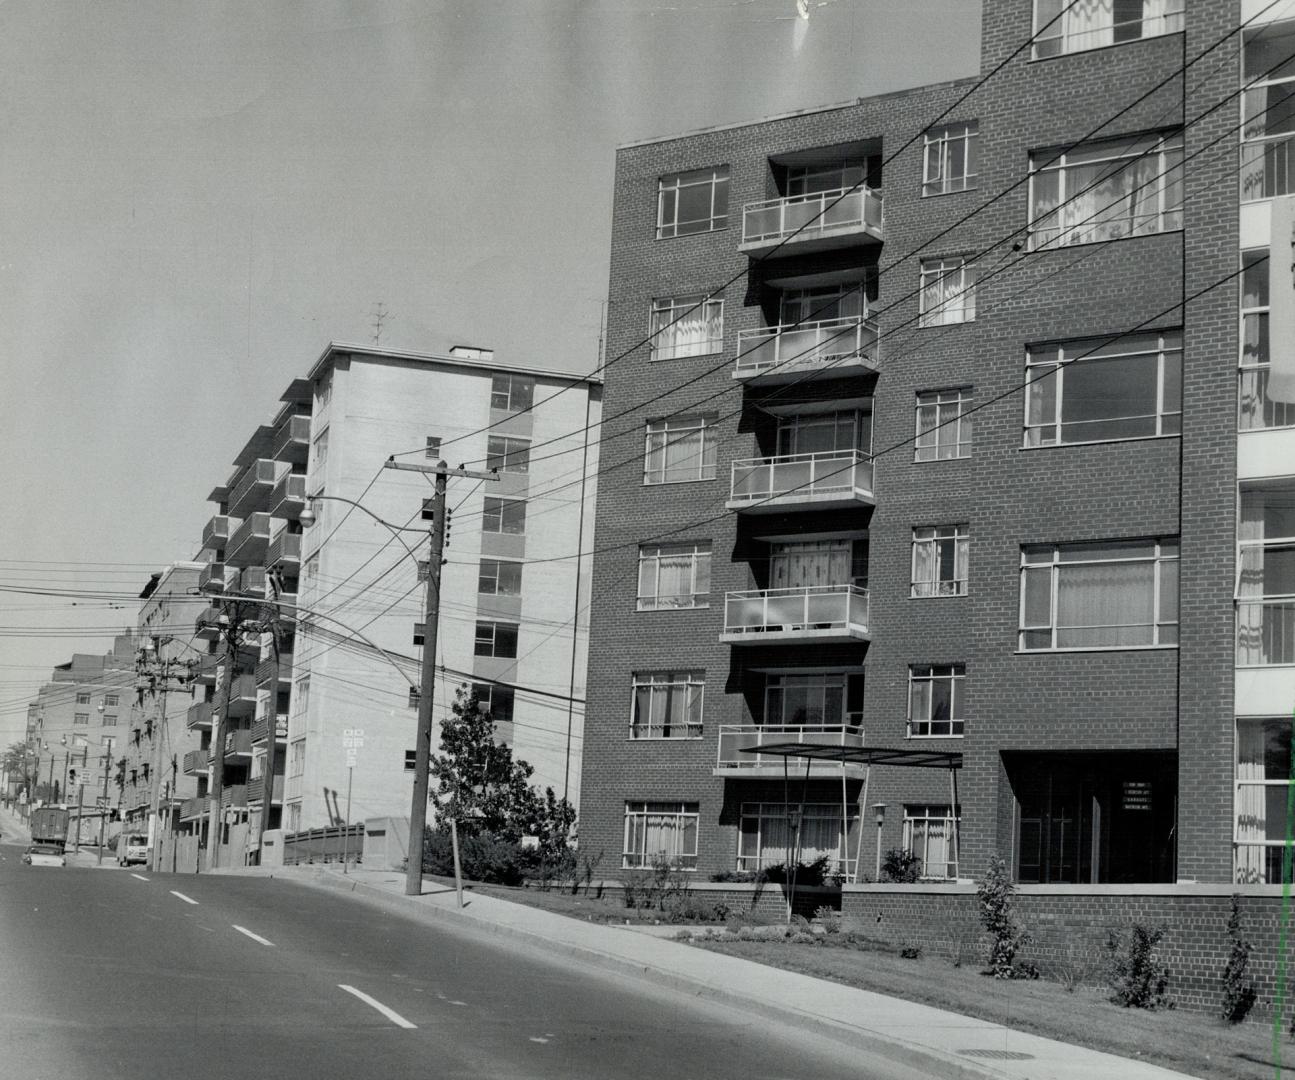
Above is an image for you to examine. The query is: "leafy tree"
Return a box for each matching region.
[2,742,39,797]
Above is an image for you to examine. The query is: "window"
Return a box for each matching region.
[474,620,519,659]
[1236,717,1295,883]
[1028,133,1183,249]
[412,623,425,647]
[404,749,417,771]
[903,805,962,880]
[1240,249,1295,430]
[75,692,90,705]
[1237,480,1295,666]
[637,542,711,610]
[1025,330,1182,446]
[472,683,516,727]
[73,713,89,726]
[785,162,867,197]
[479,559,523,596]
[102,714,117,727]
[304,553,320,581]
[486,436,530,474]
[923,122,979,195]
[1032,0,1184,59]
[769,538,868,590]
[1020,539,1179,649]
[623,801,699,868]
[908,666,966,737]
[764,672,864,728]
[775,410,872,457]
[912,526,969,597]
[425,436,442,459]
[1242,22,1295,201]
[778,284,867,326]
[490,373,535,412]
[482,497,527,535]
[312,427,329,470]
[288,739,306,778]
[657,166,729,238]
[644,416,718,484]
[630,672,704,739]
[915,389,972,461]
[739,803,860,876]
[421,498,435,521]
[649,295,723,360]
[408,687,421,708]
[103,694,119,707]
[919,258,977,325]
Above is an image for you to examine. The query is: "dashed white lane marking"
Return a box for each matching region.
[232,925,275,947]
[529,1037,549,1044]
[170,890,199,905]
[449,1000,468,1007]
[338,984,418,1029]
[130,873,150,882]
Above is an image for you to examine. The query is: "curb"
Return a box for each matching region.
[279,868,1008,1080]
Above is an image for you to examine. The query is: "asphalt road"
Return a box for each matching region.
[0,838,936,1080]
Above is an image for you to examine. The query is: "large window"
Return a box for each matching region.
[912,525,969,598]
[73,713,89,726]
[471,682,515,728]
[637,542,711,610]
[778,284,866,325]
[75,692,90,705]
[630,671,704,739]
[490,373,534,413]
[486,436,530,474]
[474,621,519,659]
[919,258,977,326]
[103,694,119,707]
[738,803,859,876]
[643,416,718,485]
[478,559,523,596]
[657,167,729,239]
[923,122,979,196]
[1028,132,1183,249]
[1237,480,1295,666]
[764,672,863,728]
[902,804,961,880]
[908,665,965,738]
[102,714,117,727]
[1242,22,1295,202]
[1032,0,1184,59]
[623,801,699,868]
[1024,330,1182,446]
[482,497,527,534]
[1020,539,1179,650]
[1240,248,1295,430]
[312,427,329,470]
[915,389,973,461]
[649,295,723,360]
[1236,717,1294,883]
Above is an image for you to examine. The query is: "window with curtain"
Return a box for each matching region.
[1237,480,1295,666]
[778,284,867,326]
[623,801,699,867]
[1025,330,1182,446]
[768,539,866,590]
[643,416,718,484]
[1239,249,1295,430]
[903,805,962,880]
[915,388,973,461]
[630,672,704,739]
[1020,538,1179,649]
[919,258,977,326]
[1032,0,1184,59]
[1235,717,1293,884]
[738,802,859,876]
[908,665,966,737]
[649,294,724,360]
[1241,22,1295,202]
[1028,132,1182,249]
[637,542,711,610]
[912,525,969,597]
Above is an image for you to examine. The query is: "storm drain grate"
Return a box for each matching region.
[957,1048,1036,1061]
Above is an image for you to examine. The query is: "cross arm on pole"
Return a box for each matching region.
[383,459,499,482]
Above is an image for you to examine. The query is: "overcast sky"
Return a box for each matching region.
[0,0,981,743]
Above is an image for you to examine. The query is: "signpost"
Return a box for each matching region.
[341,728,363,872]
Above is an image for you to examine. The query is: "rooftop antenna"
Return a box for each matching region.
[370,301,390,346]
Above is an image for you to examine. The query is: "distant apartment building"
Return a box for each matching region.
[579,0,1293,887]
[190,343,599,850]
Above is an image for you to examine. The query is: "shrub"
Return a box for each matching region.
[900,943,922,960]
[880,848,923,883]
[1107,925,1174,1010]
[761,855,834,887]
[709,869,763,883]
[976,856,1030,979]
[1221,894,1257,1024]
[421,828,533,885]
[814,905,842,934]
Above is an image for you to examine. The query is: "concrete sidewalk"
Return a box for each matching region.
[219,863,1197,1080]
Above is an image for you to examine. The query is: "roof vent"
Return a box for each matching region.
[449,345,494,362]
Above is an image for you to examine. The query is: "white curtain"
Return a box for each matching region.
[656,303,721,359]
[1065,0,1113,50]
[1236,721,1269,884]
[1142,0,1183,38]
[770,540,850,589]
[1237,492,1266,665]
[1056,560,1154,646]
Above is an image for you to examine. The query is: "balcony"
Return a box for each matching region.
[227,459,286,519]
[238,566,268,599]
[182,749,210,776]
[721,585,870,644]
[221,784,248,810]
[195,606,222,640]
[186,701,213,731]
[224,728,253,761]
[270,471,307,521]
[272,414,311,465]
[266,528,301,570]
[247,773,285,806]
[255,655,289,688]
[715,723,866,777]
[197,561,235,595]
[180,796,206,821]
[226,514,273,568]
[734,316,879,384]
[1237,599,1295,666]
[740,186,883,257]
[227,674,258,718]
[201,514,237,551]
[250,714,288,744]
[193,652,219,686]
[728,451,875,513]
[278,590,298,629]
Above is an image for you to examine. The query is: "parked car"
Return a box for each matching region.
[117,833,148,866]
[23,844,66,868]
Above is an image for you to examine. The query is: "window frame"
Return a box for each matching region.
[1235,716,1295,883]
[907,665,966,738]
[103,714,117,727]
[902,804,962,881]
[1239,247,1295,430]
[73,712,90,726]
[75,692,90,705]
[629,671,705,740]
[656,166,730,239]
[738,801,860,877]
[643,416,719,485]
[648,294,724,361]
[919,257,977,326]
[482,496,527,535]
[478,558,523,597]
[473,620,520,659]
[922,121,979,196]
[472,682,516,727]
[637,542,712,610]
[623,800,700,869]
[914,388,973,462]
[486,435,530,474]
[911,525,970,598]
[1031,0,1185,60]
[425,436,442,459]
[490,373,535,413]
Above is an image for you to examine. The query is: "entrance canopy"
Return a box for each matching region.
[740,741,962,770]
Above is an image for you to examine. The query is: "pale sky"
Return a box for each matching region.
[0,0,981,743]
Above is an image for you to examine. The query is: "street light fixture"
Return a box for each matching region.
[873,803,887,882]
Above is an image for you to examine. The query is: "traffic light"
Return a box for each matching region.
[68,768,77,786]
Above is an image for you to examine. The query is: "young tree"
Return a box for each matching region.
[2,742,39,799]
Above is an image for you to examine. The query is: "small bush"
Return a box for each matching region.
[900,943,922,960]
[760,855,834,887]
[814,905,842,934]
[1107,924,1174,1010]
[709,869,764,883]
[976,856,1030,979]
[421,828,534,885]
[1221,894,1257,1024]
[880,848,923,883]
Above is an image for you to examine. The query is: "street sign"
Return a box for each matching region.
[345,750,357,768]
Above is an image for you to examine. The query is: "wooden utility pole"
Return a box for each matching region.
[254,575,283,865]
[206,615,237,872]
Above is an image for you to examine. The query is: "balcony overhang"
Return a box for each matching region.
[721,586,870,645]
[734,317,879,386]
[739,187,883,259]
[741,742,963,770]
[727,452,875,514]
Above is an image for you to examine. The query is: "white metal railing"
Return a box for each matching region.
[1237,598,1295,666]
[723,584,870,638]
[742,186,883,246]
[716,722,864,769]
[735,316,879,379]
[729,450,874,507]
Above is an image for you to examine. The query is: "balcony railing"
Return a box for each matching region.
[226,514,273,568]
[182,749,210,775]
[248,773,285,805]
[741,186,883,254]
[195,606,222,640]
[228,459,287,519]
[221,784,248,809]
[180,796,206,821]
[734,316,879,383]
[270,471,307,521]
[716,723,865,771]
[227,674,258,717]
[255,654,290,688]
[721,584,870,644]
[250,714,289,744]
[1241,135,1295,203]
[1239,365,1295,431]
[224,728,253,759]
[728,450,875,513]
[197,561,235,595]
[1237,598,1295,666]
[266,529,301,569]
[193,652,219,685]
[238,566,268,599]
[272,414,311,464]
[186,701,213,731]
[201,514,237,551]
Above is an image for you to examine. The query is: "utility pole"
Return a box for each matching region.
[206,612,238,872]
[254,572,283,865]
[97,750,110,866]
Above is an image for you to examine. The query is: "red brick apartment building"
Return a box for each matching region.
[579,0,1295,889]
